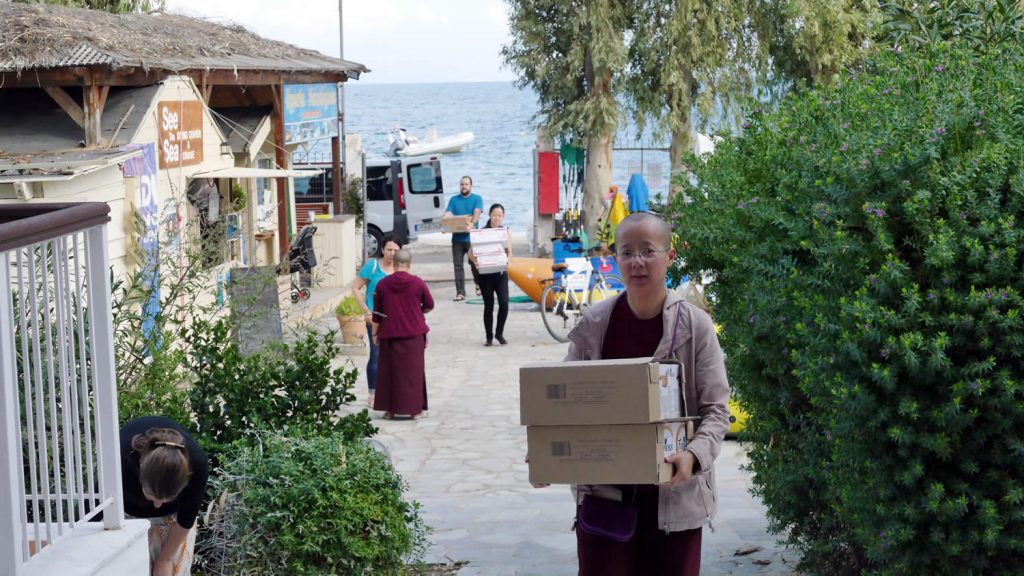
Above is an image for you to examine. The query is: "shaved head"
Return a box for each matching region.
[394,249,412,268]
[615,212,672,248]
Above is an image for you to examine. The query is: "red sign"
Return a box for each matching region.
[156,101,204,169]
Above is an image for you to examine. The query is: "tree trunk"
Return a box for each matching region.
[668,70,694,198]
[583,131,613,243]
[669,125,693,199]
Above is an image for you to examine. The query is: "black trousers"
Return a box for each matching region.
[478,271,509,339]
[451,242,480,297]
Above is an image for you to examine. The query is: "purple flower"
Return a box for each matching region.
[840,143,849,152]
[974,121,982,127]
[970,381,980,391]
[934,64,945,72]
[842,122,849,129]
[753,107,761,114]
[882,88,891,95]
[1000,292,1009,300]
[748,314,757,324]
[958,212,966,220]
[934,127,946,135]
[874,148,882,156]
[984,292,994,300]
[928,136,938,143]
[861,159,869,168]
[741,121,750,129]
[869,275,878,285]
[927,292,937,300]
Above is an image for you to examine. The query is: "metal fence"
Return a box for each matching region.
[0,203,123,574]
[612,135,671,204]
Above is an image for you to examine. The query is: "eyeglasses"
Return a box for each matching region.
[614,248,671,262]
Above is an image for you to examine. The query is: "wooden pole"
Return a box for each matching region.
[331,135,342,215]
[272,84,289,259]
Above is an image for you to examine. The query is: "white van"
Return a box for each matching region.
[294,154,446,257]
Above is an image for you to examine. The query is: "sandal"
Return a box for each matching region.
[453,294,466,301]
[383,412,394,420]
[475,285,481,296]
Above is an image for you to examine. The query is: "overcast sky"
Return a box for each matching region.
[163,0,516,84]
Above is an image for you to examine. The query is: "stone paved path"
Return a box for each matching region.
[328,240,799,575]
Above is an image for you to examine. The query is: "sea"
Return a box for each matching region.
[294,81,674,234]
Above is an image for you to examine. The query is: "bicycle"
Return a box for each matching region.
[539,257,623,342]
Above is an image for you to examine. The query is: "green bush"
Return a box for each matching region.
[201,431,428,576]
[336,294,363,316]
[185,316,376,456]
[670,43,1024,574]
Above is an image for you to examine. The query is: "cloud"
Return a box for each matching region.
[164,0,515,83]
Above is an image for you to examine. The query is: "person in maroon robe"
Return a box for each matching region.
[371,249,434,419]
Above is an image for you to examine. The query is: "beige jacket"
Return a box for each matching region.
[566,290,731,532]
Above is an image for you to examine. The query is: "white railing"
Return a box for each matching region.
[0,203,123,576]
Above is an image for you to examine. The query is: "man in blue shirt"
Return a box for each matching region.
[443,175,483,300]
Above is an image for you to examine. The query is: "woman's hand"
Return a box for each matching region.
[660,451,696,488]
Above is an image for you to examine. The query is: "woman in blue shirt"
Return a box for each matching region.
[351,234,403,407]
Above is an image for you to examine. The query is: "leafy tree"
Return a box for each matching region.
[758,0,879,87]
[624,0,765,194]
[11,0,163,12]
[502,0,629,238]
[670,43,1024,574]
[878,0,1024,49]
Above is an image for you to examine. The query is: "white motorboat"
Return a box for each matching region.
[388,128,475,157]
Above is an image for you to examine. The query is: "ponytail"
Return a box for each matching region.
[131,428,190,501]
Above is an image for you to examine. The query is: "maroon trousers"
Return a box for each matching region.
[577,485,702,576]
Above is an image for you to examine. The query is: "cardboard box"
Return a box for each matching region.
[661,418,698,457]
[527,423,676,485]
[440,215,472,233]
[475,253,508,274]
[659,363,683,420]
[519,357,682,425]
[471,227,509,274]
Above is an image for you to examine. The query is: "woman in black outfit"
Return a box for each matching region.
[119,415,209,576]
[471,203,511,346]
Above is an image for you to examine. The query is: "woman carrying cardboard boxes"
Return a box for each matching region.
[554,212,731,575]
[469,203,512,346]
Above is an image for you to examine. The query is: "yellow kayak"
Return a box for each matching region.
[507,257,554,305]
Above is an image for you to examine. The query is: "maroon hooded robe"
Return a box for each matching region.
[372,270,434,415]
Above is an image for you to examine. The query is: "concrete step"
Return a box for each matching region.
[24,519,150,576]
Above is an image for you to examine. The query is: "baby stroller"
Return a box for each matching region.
[287,225,318,303]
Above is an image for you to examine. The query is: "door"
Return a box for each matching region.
[402,155,445,234]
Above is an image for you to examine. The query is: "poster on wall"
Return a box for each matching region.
[121,142,161,338]
[156,100,204,169]
[283,83,338,145]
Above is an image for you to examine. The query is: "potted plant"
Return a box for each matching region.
[335,295,365,345]
[231,183,247,211]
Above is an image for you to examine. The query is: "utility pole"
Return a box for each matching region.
[337,0,347,206]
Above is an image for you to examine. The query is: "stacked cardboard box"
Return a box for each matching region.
[440,215,472,234]
[521,357,697,485]
[469,227,508,274]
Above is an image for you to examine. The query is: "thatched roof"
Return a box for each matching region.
[0,2,369,77]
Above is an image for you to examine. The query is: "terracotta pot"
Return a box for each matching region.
[337,314,365,345]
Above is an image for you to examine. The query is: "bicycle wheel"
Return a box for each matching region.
[590,273,623,303]
[540,283,577,343]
